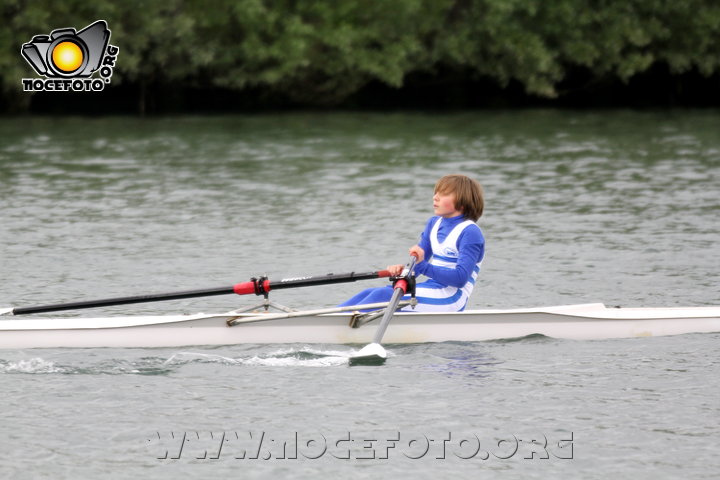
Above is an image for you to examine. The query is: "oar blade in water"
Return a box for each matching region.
[349,342,387,366]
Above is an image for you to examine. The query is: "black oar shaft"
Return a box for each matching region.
[12,286,237,315]
[9,269,392,316]
[270,271,390,290]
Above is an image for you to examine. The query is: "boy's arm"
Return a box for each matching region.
[387,218,436,276]
[412,218,435,275]
[416,228,484,287]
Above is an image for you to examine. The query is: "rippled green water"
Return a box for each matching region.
[0,111,718,478]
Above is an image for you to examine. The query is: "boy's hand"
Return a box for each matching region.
[387,246,425,276]
[386,264,404,276]
[409,245,425,262]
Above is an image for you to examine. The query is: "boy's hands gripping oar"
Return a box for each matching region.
[1,269,392,316]
[350,254,418,366]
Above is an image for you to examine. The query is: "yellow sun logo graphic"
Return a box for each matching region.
[51,41,84,73]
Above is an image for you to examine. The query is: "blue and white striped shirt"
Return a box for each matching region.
[404,214,484,312]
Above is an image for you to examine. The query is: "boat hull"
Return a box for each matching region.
[1,303,719,349]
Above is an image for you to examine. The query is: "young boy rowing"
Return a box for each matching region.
[339,174,485,312]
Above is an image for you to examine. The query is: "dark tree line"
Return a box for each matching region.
[2,0,719,113]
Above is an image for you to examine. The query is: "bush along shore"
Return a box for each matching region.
[3,0,720,113]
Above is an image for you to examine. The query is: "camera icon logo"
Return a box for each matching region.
[21,20,119,92]
[22,20,110,78]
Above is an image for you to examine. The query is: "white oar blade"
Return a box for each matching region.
[0,308,13,316]
[349,342,387,366]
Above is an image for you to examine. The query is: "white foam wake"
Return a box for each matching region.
[0,357,64,374]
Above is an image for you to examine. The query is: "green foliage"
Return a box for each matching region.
[1,0,719,110]
[187,0,449,103]
[433,0,720,96]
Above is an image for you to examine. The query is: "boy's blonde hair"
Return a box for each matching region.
[434,174,484,221]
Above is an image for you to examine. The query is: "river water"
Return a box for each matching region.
[0,111,718,478]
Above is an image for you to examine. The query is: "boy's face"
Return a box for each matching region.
[433,190,462,218]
